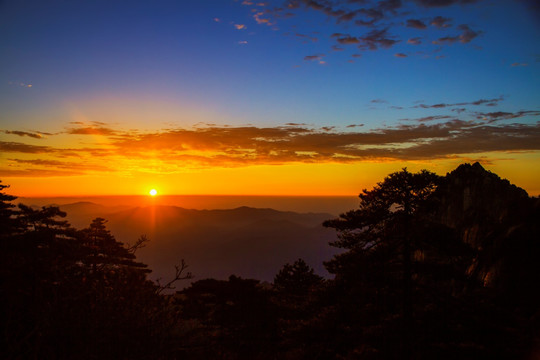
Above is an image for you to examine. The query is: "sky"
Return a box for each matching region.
[0,0,539,197]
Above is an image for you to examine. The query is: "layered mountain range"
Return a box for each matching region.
[59,203,339,284]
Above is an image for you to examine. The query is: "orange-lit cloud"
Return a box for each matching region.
[0,168,85,177]
[2,118,539,181]
[66,126,117,136]
[0,142,52,154]
[2,96,539,193]
[8,159,112,173]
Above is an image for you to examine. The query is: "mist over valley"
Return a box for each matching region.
[54,200,341,284]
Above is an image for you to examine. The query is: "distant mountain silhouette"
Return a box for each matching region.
[60,203,339,284]
[59,202,131,226]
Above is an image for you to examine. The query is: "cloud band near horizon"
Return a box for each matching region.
[1,117,539,177]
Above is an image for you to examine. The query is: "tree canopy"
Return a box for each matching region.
[1,163,538,359]
[0,186,187,359]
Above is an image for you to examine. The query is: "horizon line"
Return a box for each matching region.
[15,194,360,198]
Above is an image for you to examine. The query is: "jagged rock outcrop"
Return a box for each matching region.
[431,162,531,248]
[428,162,539,294]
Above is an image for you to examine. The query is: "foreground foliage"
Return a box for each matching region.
[1,182,185,359]
[1,163,539,359]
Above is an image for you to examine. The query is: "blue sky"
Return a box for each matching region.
[0,0,539,196]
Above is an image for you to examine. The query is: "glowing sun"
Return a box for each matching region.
[149,189,157,196]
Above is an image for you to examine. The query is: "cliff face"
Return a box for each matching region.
[431,162,530,248]
[429,162,539,292]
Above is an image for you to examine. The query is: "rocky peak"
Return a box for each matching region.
[431,162,530,247]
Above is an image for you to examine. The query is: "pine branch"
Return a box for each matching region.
[126,235,150,254]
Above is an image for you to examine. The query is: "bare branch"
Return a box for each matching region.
[156,259,193,294]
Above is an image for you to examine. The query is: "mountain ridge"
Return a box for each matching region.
[58,202,339,284]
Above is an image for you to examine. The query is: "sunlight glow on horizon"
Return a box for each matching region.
[3,154,539,198]
[1,0,538,200]
[149,189,157,196]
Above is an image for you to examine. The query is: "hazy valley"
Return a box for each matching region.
[56,202,340,284]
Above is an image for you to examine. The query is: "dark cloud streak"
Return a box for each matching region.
[263,0,482,61]
[430,16,452,28]
[414,0,480,7]
[414,96,504,109]
[433,24,480,44]
[3,130,45,139]
[406,19,427,29]
[359,28,399,50]
[0,141,52,154]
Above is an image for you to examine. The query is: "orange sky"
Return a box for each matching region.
[1,122,539,197]
[1,1,539,198]
[3,147,539,197]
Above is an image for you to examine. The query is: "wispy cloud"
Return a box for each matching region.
[8,159,111,172]
[430,15,452,28]
[8,81,33,88]
[0,141,52,154]
[403,115,454,122]
[0,169,85,177]
[304,54,325,62]
[335,35,360,45]
[291,32,318,43]
[406,19,427,29]
[359,28,399,50]
[103,122,540,163]
[253,11,275,26]
[414,0,481,7]
[3,130,45,139]
[247,0,483,62]
[433,24,481,44]
[2,116,539,177]
[414,96,504,109]
[476,110,540,123]
[65,124,117,136]
[355,8,384,26]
